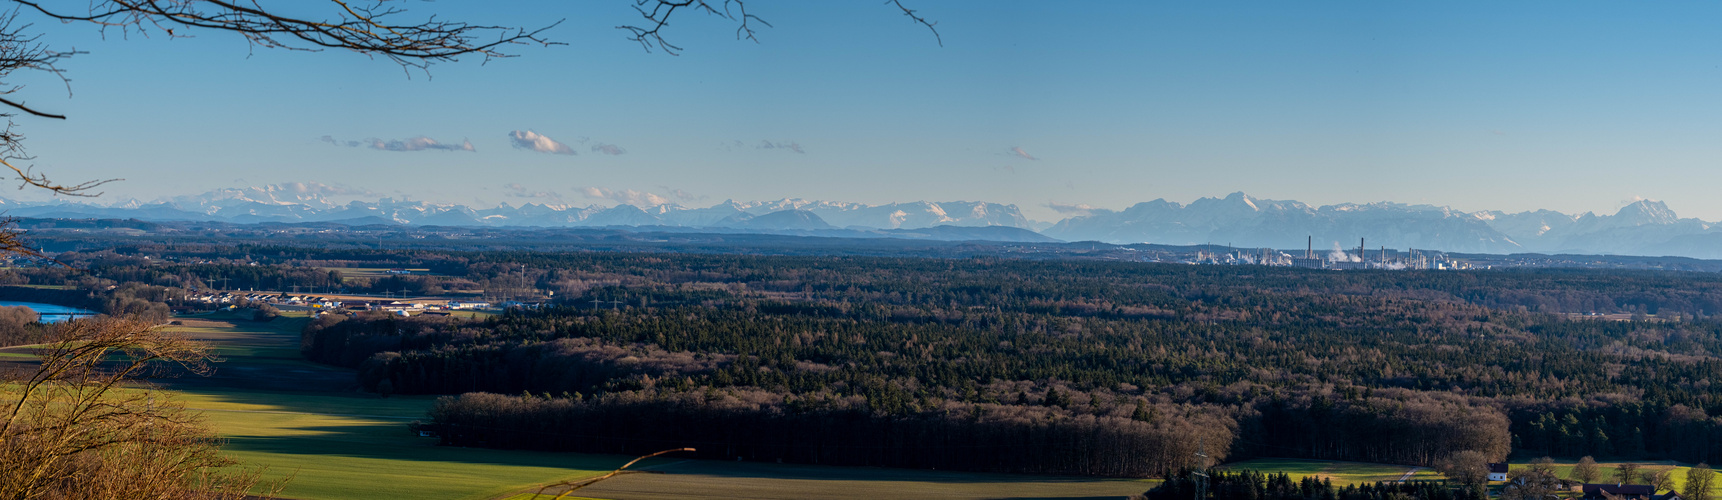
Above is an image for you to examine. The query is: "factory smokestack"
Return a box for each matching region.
[1307,236,1311,259]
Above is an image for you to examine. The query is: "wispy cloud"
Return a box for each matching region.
[659,186,705,202]
[504,183,564,202]
[273,182,376,197]
[591,143,627,155]
[318,135,361,148]
[367,136,475,152]
[1009,146,1039,161]
[509,130,577,155]
[1045,202,1097,215]
[756,140,805,154]
[580,187,673,207]
[322,135,474,152]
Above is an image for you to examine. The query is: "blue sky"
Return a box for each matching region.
[8,1,1722,222]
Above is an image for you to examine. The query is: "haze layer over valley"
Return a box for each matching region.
[11,186,1721,258]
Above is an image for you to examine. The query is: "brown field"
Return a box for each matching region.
[516,459,1154,500]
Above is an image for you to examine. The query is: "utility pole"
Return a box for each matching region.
[1193,437,1210,500]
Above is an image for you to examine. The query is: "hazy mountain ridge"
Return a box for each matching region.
[0,186,1035,234]
[1046,192,1720,258]
[5,186,1718,258]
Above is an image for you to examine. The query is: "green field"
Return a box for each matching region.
[1509,460,1720,496]
[1221,458,1428,485]
[1223,457,1721,498]
[179,385,1158,499]
[504,459,1155,500]
[174,388,628,500]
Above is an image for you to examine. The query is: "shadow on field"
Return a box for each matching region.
[560,459,1151,500]
[649,460,1136,484]
[26,314,1156,499]
[154,316,359,393]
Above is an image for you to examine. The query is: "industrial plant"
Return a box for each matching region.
[1183,236,1475,270]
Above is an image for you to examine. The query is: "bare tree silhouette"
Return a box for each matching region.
[619,0,940,55]
[0,1,938,260]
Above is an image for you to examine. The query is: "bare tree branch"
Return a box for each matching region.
[0,1,561,255]
[0,318,273,498]
[619,0,941,55]
[12,0,561,71]
[888,0,941,47]
[618,0,762,55]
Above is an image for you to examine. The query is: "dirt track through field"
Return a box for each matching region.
[1395,467,1422,483]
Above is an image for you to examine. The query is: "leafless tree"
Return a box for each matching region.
[1687,464,1716,500]
[620,0,940,55]
[0,1,937,260]
[0,0,559,263]
[1650,467,1677,492]
[1437,450,1494,496]
[1615,463,1642,486]
[1502,465,1565,500]
[1574,456,1601,484]
[0,317,281,498]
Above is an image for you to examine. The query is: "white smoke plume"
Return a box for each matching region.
[1328,242,1361,262]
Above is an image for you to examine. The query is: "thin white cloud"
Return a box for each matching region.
[756,140,806,154]
[1045,202,1097,215]
[274,182,376,197]
[318,135,362,147]
[663,187,704,202]
[363,136,474,152]
[509,130,577,155]
[591,143,627,155]
[1009,146,1039,160]
[504,183,563,201]
[580,187,673,207]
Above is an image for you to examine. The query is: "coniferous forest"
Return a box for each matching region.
[8,246,1721,476]
[276,251,1722,476]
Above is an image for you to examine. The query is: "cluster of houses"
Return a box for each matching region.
[1487,463,1684,500]
[184,291,540,316]
[185,292,340,308]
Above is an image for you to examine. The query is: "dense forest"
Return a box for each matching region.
[279,251,1722,475]
[9,244,1722,475]
[23,244,1722,315]
[1145,471,1481,500]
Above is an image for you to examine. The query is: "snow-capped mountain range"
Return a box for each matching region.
[5,185,1721,259]
[1045,192,1722,258]
[0,184,1030,232]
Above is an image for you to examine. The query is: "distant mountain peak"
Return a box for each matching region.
[1613,199,1678,226]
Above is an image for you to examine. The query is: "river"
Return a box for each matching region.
[0,301,99,323]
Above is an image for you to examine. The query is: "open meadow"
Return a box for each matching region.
[1506,460,1722,497]
[1224,457,1722,498]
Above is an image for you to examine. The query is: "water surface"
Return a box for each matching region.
[0,301,98,323]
